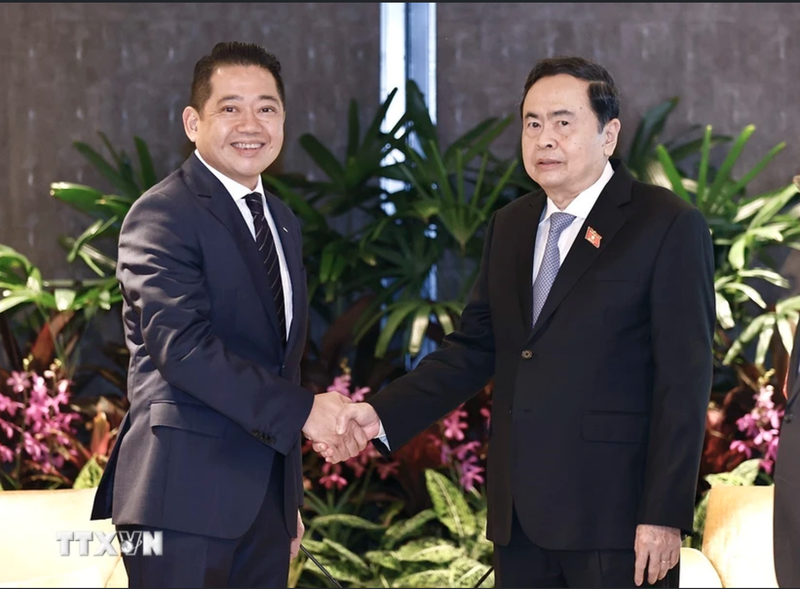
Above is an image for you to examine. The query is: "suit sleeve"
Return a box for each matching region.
[638,206,715,533]
[369,213,498,455]
[117,192,314,456]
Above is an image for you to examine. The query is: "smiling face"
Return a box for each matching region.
[182,64,285,190]
[521,74,620,203]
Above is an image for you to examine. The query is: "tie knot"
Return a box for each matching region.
[549,212,575,235]
[244,192,264,217]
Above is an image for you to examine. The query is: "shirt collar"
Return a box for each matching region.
[541,161,614,224]
[194,149,265,201]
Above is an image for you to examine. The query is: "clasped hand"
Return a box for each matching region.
[301,395,380,463]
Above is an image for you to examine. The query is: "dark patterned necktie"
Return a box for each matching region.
[243,192,287,346]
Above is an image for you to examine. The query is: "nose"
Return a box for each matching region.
[537,122,556,150]
[237,109,263,133]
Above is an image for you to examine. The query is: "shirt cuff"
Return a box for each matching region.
[376,421,390,450]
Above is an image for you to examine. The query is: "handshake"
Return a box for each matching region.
[300,392,382,463]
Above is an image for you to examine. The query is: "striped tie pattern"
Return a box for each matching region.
[244,192,287,346]
[532,212,575,328]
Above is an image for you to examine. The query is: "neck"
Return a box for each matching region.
[544,162,608,210]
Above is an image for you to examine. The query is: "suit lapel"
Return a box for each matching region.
[183,155,284,348]
[515,192,547,329]
[528,161,634,342]
[265,191,306,356]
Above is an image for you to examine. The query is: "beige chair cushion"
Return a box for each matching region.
[0,488,123,587]
[702,485,778,588]
[0,566,106,588]
[679,547,723,588]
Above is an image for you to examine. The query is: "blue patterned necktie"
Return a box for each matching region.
[244,192,287,346]
[532,212,576,327]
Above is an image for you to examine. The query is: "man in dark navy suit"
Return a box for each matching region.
[327,56,715,588]
[91,42,368,588]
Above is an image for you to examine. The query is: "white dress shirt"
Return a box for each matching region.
[532,161,614,285]
[374,161,615,448]
[194,150,293,339]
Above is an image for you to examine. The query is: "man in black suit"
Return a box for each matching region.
[773,328,800,587]
[322,56,715,587]
[91,42,368,588]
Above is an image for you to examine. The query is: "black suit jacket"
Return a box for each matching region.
[369,160,715,550]
[91,154,313,539]
[774,330,800,587]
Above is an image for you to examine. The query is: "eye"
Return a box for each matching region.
[527,121,540,129]
[223,106,236,113]
[261,106,276,113]
[559,120,569,127]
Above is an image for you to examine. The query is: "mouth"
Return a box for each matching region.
[536,159,562,167]
[231,142,266,155]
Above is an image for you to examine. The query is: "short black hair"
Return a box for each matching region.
[190,42,285,112]
[520,56,619,130]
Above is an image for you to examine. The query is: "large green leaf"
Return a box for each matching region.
[311,514,385,531]
[627,97,679,173]
[396,542,465,564]
[706,125,755,207]
[300,134,346,187]
[134,136,157,189]
[374,301,426,358]
[299,539,328,555]
[302,556,365,584]
[54,289,76,312]
[322,538,370,573]
[73,456,104,489]
[425,470,476,538]
[749,184,799,229]
[715,292,734,330]
[450,557,494,588]
[365,550,403,571]
[383,509,438,548]
[654,145,691,202]
[392,569,453,589]
[73,140,140,199]
[50,182,110,218]
[0,293,37,314]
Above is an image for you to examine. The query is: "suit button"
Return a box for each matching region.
[521,350,532,359]
[251,429,260,437]
[266,436,275,444]
[786,413,794,423]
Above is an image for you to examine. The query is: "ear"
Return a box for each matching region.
[602,118,621,157]
[183,106,201,142]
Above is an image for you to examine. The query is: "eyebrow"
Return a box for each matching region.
[216,94,281,104]
[524,109,576,120]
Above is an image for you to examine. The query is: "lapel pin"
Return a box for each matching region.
[282,226,288,233]
[585,226,602,248]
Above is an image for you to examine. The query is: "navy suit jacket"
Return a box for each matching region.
[91,153,313,539]
[369,160,715,550]
[774,329,800,587]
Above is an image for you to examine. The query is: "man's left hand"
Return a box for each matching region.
[290,510,305,561]
[634,524,681,586]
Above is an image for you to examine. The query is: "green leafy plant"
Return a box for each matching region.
[50,132,157,290]
[297,469,493,588]
[622,97,730,186]
[655,125,800,374]
[267,80,520,367]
